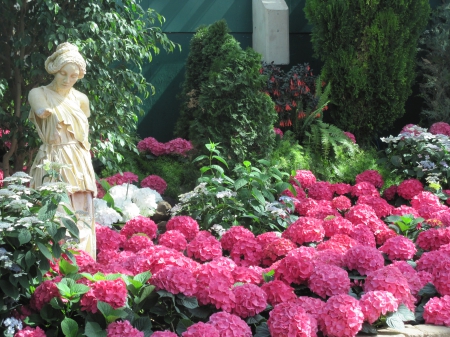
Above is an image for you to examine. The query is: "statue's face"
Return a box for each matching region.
[54,63,80,90]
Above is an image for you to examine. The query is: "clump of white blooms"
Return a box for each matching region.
[94,184,162,226]
[2,317,23,335]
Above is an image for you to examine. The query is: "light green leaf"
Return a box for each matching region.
[61,317,78,337]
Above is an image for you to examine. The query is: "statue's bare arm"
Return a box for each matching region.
[75,90,91,117]
[28,87,52,119]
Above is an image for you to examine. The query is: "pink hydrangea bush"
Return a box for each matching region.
[261,280,297,306]
[141,175,167,194]
[137,137,193,156]
[423,295,450,326]
[151,265,197,296]
[355,170,384,189]
[80,278,128,313]
[120,216,157,239]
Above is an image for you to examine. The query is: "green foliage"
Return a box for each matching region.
[0,172,78,327]
[384,214,426,242]
[418,3,450,125]
[0,0,178,176]
[172,142,297,234]
[175,20,277,165]
[379,125,450,188]
[304,0,430,144]
[270,131,310,173]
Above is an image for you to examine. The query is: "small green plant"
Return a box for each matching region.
[384,214,425,242]
[171,142,297,234]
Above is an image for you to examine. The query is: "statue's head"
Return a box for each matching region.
[45,42,86,79]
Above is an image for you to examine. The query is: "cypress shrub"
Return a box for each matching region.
[304,0,430,144]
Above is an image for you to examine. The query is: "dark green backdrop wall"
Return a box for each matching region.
[137,0,443,142]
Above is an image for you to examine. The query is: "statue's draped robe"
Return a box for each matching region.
[29,86,97,259]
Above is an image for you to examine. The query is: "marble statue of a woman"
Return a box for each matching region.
[28,42,97,259]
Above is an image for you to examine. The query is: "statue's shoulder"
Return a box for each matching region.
[72,88,89,103]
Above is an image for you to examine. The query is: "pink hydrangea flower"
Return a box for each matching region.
[308,263,350,298]
[379,235,417,260]
[295,198,318,216]
[220,226,255,251]
[295,297,326,321]
[120,216,157,239]
[323,216,353,237]
[416,250,450,274]
[158,230,188,251]
[356,170,384,189]
[30,280,60,311]
[123,234,153,253]
[397,179,424,200]
[416,228,450,251]
[106,320,144,337]
[417,271,434,287]
[282,217,325,245]
[256,231,281,250]
[306,199,340,220]
[359,291,399,324]
[262,237,296,266]
[344,131,356,143]
[357,195,393,218]
[232,284,267,318]
[275,247,316,285]
[165,138,193,156]
[151,331,178,337]
[319,294,364,337]
[392,261,423,297]
[208,312,252,337]
[14,327,46,337]
[290,170,317,189]
[351,182,380,198]
[187,234,222,262]
[349,224,376,247]
[141,175,167,194]
[80,278,128,313]
[273,127,284,138]
[166,216,199,241]
[364,265,415,311]
[411,191,446,218]
[268,301,318,337]
[383,185,398,201]
[345,204,378,226]
[433,259,450,296]
[391,205,420,217]
[96,225,127,251]
[423,295,450,326]
[332,183,352,195]
[343,245,384,276]
[230,237,263,267]
[151,265,197,296]
[316,234,359,254]
[332,196,352,211]
[400,124,421,135]
[308,181,334,201]
[314,249,344,267]
[429,122,450,136]
[261,280,297,306]
[232,266,262,285]
[182,322,220,337]
[137,137,166,155]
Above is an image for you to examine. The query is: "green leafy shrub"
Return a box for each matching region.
[270,131,310,173]
[304,0,430,144]
[172,143,297,234]
[0,172,79,326]
[418,3,450,125]
[175,20,277,165]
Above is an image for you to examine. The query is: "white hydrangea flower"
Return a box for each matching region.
[132,187,161,217]
[121,200,141,222]
[109,184,138,209]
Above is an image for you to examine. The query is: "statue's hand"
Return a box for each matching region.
[35,108,52,119]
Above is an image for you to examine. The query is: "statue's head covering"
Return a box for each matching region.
[45,42,86,79]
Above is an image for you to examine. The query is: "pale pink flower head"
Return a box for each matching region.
[383,185,398,201]
[151,265,197,297]
[290,170,317,189]
[429,121,450,136]
[364,265,415,311]
[351,182,380,198]
[106,320,144,337]
[357,195,393,218]
[344,131,356,143]
[308,181,334,201]
[14,326,46,337]
[182,322,220,337]
[208,311,252,337]
[308,263,350,299]
[151,331,178,337]
[343,245,384,276]
[379,235,417,260]
[356,170,384,189]
[323,216,353,237]
[140,174,167,194]
[423,295,450,326]
[120,216,157,239]
[261,280,297,306]
[319,294,364,337]
[220,226,254,251]
[158,229,187,251]
[232,284,267,318]
[359,291,399,324]
[187,234,222,262]
[397,179,424,200]
[332,196,352,211]
[282,217,325,245]
[166,216,199,242]
[268,301,318,337]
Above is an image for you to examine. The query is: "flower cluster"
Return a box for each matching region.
[359,291,399,324]
[429,122,450,137]
[166,216,199,241]
[423,295,450,326]
[378,236,417,260]
[290,170,316,189]
[355,170,384,189]
[308,263,350,298]
[120,216,157,239]
[344,131,356,144]
[232,284,267,318]
[308,181,333,200]
[141,175,167,195]
[182,322,220,337]
[187,234,222,262]
[208,312,252,337]
[282,217,325,245]
[14,326,46,337]
[261,280,296,306]
[343,245,384,275]
[30,280,60,311]
[274,127,284,138]
[80,278,128,313]
[397,179,423,200]
[137,137,193,156]
[106,320,144,337]
[158,230,187,251]
[151,265,197,296]
[268,301,317,337]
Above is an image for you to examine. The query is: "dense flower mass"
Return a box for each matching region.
[433,259,450,296]
[30,280,60,311]
[268,301,318,337]
[423,295,450,326]
[182,322,220,337]
[378,236,417,260]
[165,216,200,241]
[343,245,384,275]
[261,280,297,306]
[232,284,267,318]
[187,235,222,262]
[275,247,316,284]
[141,175,167,195]
[359,291,399,324]
[308,263,350,298]
[290,170,316,189]
[344,131,356,144]
[319,294,364,337]
[158,230,188,251]
[220,226,255,251]
[355,170,384,189]
[429,122,450,136]
[308,181,333,200]
[208,312,252,337]
[397,179,423,200]
[151,265,197,296]
[106,320,144,337]
[282,217,325,245]
[80,278,128,313]
[323,217,353,237]
[14,326,46,337]
[137,137,193,156]
[120,216,157,239]
[151,331,178,337]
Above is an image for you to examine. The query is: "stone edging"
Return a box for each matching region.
[358,324,450,336]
